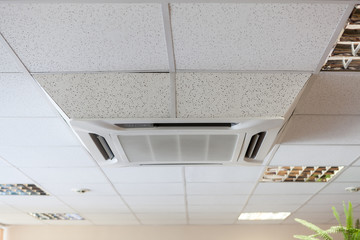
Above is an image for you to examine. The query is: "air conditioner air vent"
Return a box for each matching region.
[115,123,233,128]
[245,132,266,159]
[89,133,114,161]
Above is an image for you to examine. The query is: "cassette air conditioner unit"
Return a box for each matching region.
[70,118,282,167]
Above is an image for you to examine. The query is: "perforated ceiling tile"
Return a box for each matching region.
[0,42,21,73]
[35,73,171,119]
[114,183,184,196]
[176,73,310,118]
[0,74,57,117]
[0,4,168,72]
[295,73,360,115]
[171,3,348,71]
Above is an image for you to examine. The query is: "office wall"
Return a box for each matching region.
[5,224,341,240]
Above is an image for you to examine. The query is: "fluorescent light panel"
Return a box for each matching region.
[238,212,290,220]
[0,184,48,195]
[29,213,84,221]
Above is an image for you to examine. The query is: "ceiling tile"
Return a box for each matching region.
[0,118,80,146]
[320,182,360,194]
[248,195,312,205]
[176,73,310,118]
[295,73,360,115]
[0,213,44,225]
[136,213,186,221]
[269,145,360,166]
[130,205,185,213]
[281,115,360,144]
[189,219,235,225]
[185,166,264,183]
[189,213,238,220]
[0,167,33,183]
[122,196,185,206]
[187,183,255,195]
[140,219,187,225]
[0,196,69,212]
[0,4,168,72]
[20,168,108,184]
[298,203,347,213]
[287,212,335,224]
[237,220,284,225]
[38,183,117,196]
[82,213,139,225]
[307,194,360,205]
[187,195,248,205]
[42,220,93,225]
[103,167,183,183]
[333,167,360,182]
[0,203,23,214]
[35,73,171,119]
[254,183,326,195]
[171,3,347,71]
[0,43,21,73]
[0,73,57,117]
[353,158,360,166]
[0,146,96,168]
[188,205,242,213]
[114,183,184,196]
[243,204,300,212]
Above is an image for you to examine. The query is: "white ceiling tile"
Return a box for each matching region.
[270,145,360,166]
[333,167,360,182]
[35,73,171,119]
[0,73,57,117]
[176,73,310,118]
[136,213,186,221]
[281,115,360,144]
[0,167,33,183]
[0,213,44,225]
[185,166,264,183]
[188,205,242,213]
[187,195,248,205]
[0,146,96,168]
[140,219,187,225]
[0,43,21,73]
[0,196,69,212]
[0,156,11,167]
[20,168,108,184]
[254,183,326,195]
[187,183,255,195]
[42,220,93,225]
[307,194,360,205]
[353,158,360,166]
[243,204,300,212]
[58,196,130,213]
[82,213,139,225]
[103,167,183,183]
[237,220,285,225]
[288,212,334,224]
[123,196,185,206]
[189,213,238,220]
[189,219,235,225]
[0,118,80,146]
[320,182,360,194]
[248,195,312,205]
[0,202,23,214]
[171,3,347,71]
[298,203,346,213]
[38,183,117,196]
[130,205,185,213]
[114,183,184,196]
[295,73,360,115]
[0,4,168,72]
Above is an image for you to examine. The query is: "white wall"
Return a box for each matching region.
[5,224,341,240]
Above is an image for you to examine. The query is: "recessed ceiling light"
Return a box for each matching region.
[0,184,48,195]
[29,213,84,221]
[238,212,291,221]
[261,166,343,182]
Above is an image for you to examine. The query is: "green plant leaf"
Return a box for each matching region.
[346,201,353,229]
[332,206,342,226]
[294,235,320,240]
[295,218,333,240]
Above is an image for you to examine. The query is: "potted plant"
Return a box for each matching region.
[294,202,360,240]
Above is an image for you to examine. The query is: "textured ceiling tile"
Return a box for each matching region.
[0,4,168,72]
[176,73,310,118]
[0,43,21,73]
[295,73,360,115]
[35,73,171,119]
[0,74,57,117]
[254,183,326,195]
[171,3,347,71]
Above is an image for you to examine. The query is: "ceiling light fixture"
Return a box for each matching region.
[29,213,84,221]
[238,212,291,221]
[345,186,360,192]
[0,184,48,195]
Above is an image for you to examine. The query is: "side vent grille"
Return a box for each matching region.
[245,132,266,159]
[115,123,233,128]
[89,133,114,160]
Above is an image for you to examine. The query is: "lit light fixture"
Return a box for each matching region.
[238,212,291,220]
[0,184,48,195]
[29,213,84,220]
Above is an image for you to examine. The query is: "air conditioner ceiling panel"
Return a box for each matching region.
[0,3,168,72]
[171,3,348,71]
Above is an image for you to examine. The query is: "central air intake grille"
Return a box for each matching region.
[118,135,239,163]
